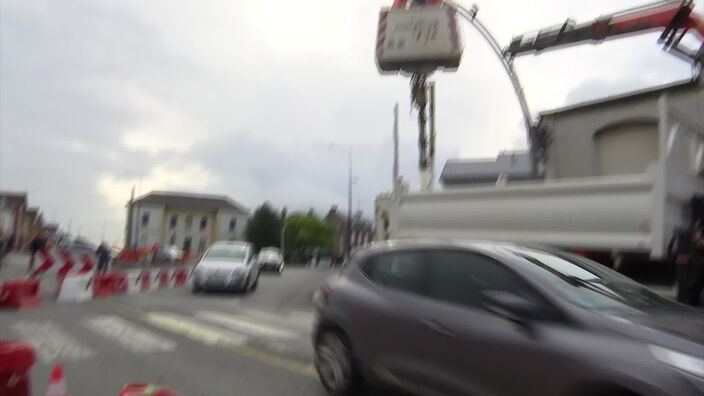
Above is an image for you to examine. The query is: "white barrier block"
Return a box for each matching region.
[149,269,161,291]
[126,270,142,294]
[57,273,94,303]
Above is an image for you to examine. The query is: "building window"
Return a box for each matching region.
[169,234,176,245]
[198,237,207,252]
[169,215,178,230]
[141,212,149,226]
[200,216,208,231]
[185,214,193,230]
[229,217,237,232]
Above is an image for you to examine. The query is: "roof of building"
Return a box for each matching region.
[440,151,533,186]
[133,191,249,213]
[0,191,27,208]
[539,78,699,118]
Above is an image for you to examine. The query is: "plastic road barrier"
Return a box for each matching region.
[156,269,171,289]
[0,279,41,310]
[56,273,93,303]
[171,268,188,286]
[111,273,128,295]
[125,271,142,294]
[92,274,114,298]
[0,341,35,396]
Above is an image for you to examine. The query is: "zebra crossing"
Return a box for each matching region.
[6,308,316,365]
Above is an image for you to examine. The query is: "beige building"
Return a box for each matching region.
[125,191,249,253]
[440,77,703,185]
[538,78,703,179]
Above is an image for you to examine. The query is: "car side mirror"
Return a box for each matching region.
[482,290,541,327]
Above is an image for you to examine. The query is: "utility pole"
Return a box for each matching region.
[428,82,436,190]
[280,224,286,259]
[347,147,353,257]
[393,102,399,187]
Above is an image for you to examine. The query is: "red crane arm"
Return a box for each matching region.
[505,1,704,63]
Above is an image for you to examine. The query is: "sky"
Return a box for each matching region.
[0,0,697,245]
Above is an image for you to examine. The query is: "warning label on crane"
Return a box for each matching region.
[376,5,463,74]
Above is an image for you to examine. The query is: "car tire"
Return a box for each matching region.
[314,331,360,395]
[192,284,201,294]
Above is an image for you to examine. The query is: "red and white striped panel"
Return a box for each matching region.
[31,248,95,278]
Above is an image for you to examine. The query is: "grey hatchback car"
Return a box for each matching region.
[312,240,704,396]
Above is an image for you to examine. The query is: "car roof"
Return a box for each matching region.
[361,239,567,264]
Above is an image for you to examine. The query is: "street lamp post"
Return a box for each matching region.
[328,144,355,258]
[346,147,353,258]
[280,223,286,259]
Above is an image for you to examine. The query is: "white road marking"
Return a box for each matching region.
[289,310,316,327]
[196,311,298,339]
[12,320,95,364]
[144,312,247,346]
[237,309,314,332]
[84,315,177,354]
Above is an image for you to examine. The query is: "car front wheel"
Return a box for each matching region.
[314,331,359,395]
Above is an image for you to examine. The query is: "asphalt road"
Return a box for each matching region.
[0,266,393,396]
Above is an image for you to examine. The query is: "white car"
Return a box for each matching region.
[191,241,260,293]
[256,247,284,274]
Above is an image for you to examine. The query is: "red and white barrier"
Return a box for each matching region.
[0,279,42,309]
[0,341,35,396]
[56,273,93,303]
[49,266,192,304]
[125,270,142,294]
[31,248,95,278]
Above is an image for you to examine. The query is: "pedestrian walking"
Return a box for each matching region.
[96,243,111,273]
[28,231,47,275]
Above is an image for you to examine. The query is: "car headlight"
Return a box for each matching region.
[649,345,704,379]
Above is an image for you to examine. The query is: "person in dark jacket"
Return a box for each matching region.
[96,243,111,273]
[29,231,47,274]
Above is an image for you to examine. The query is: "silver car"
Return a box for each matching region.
[192,241,260,293]
[257,247,285,274]
[313,240,704,396]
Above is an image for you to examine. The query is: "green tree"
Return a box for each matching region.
[245,203,282,252]
[285,214,334,254]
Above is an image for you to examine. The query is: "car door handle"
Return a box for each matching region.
[422,319,456,337]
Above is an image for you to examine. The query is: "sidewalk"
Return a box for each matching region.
[0,252,31,281]
[0,252,59,299]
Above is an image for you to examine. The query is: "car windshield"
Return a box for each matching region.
[506,247,683,313]
[204,246,247,261]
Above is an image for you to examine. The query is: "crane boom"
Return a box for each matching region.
[504,0,704,64]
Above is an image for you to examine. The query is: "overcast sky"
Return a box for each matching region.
[0,0,696,245]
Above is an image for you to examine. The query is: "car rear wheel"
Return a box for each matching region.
[192,284,201,294]
[314,331,359,395]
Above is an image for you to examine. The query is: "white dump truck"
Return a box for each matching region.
[375,96,704,291]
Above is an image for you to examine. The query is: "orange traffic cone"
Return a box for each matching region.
[46,364,67,396]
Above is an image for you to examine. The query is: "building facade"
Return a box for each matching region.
[125,191,249,253]
[538,78,702,180]
[324,206,374,258]
[438,78,703,186]
[0,192,28,250]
